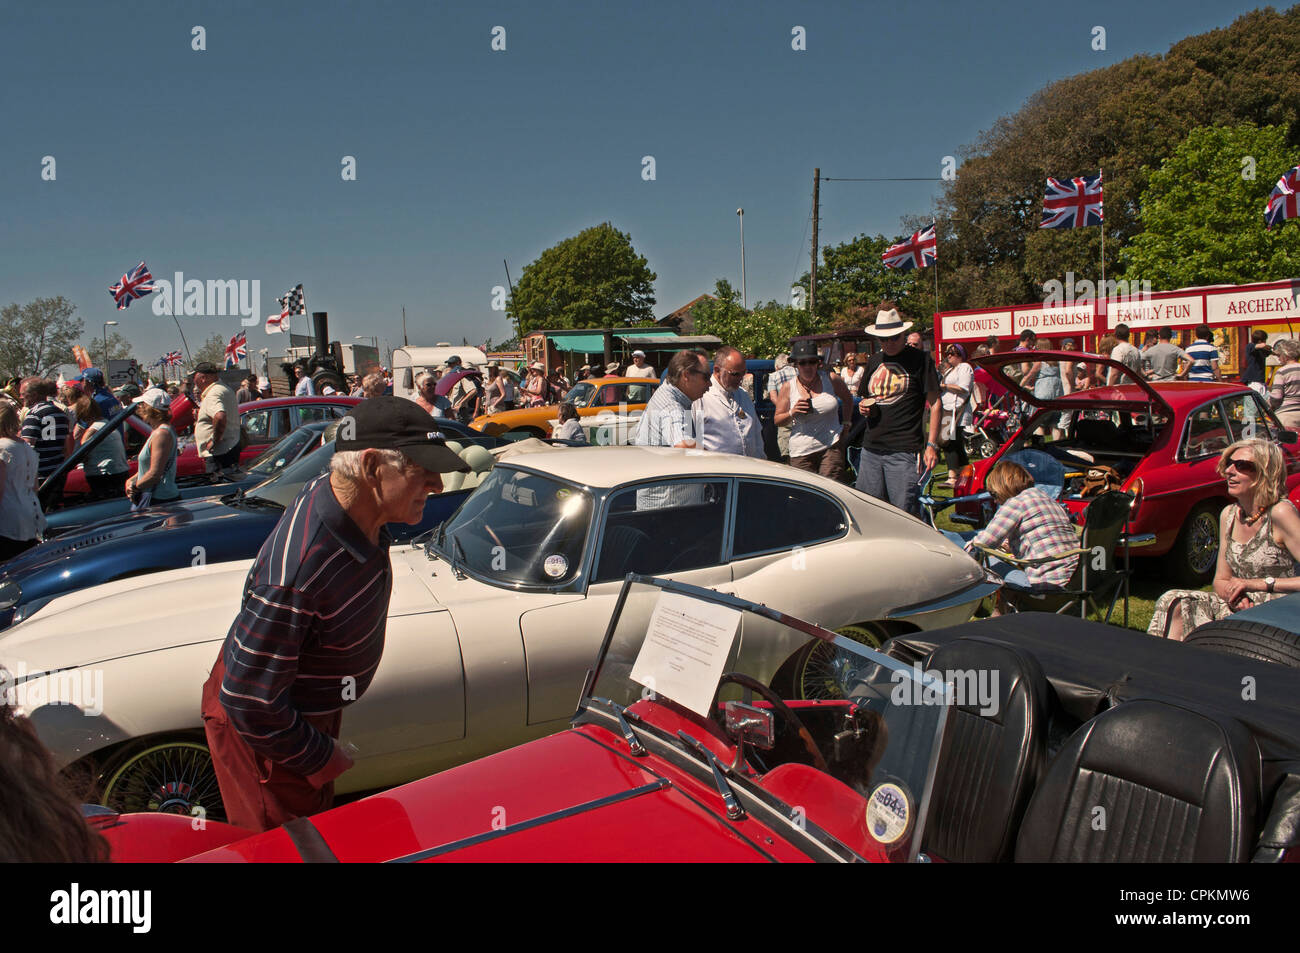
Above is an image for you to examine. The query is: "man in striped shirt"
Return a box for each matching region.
[18,377,73,492]
[1181,325,1222,382]
[201,396,469,832]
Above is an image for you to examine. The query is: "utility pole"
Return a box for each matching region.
[401,306,408,346]
[810,168,820,319]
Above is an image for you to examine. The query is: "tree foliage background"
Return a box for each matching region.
[0,297,85,377]
[692,280,820,358]
[191,333,228,368]
[509,222,657,336]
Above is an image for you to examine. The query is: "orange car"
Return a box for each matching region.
[470,376,661,437]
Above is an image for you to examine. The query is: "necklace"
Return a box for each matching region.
[1239,503,1267,526]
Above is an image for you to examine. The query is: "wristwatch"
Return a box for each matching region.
[926,441,939,451]
[1265,576,1276,594]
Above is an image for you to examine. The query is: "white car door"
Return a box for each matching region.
[519,478,735,725]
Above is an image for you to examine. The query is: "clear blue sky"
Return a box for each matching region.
[0,0,1275,368]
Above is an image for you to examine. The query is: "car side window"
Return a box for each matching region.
[1223,393,1278,443]
[269,409,292,438]
[732,481,846,558]
[597,385,630,406]
[1183,402,1230,459]
[242,409,271,441]
[593,481,729,583]
[293,404,333,427]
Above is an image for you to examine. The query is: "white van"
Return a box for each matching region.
[391,345,488,401]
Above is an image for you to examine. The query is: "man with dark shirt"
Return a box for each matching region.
[855,305,941,518]
[74,368,121,422]
[236,376,257,404]
[1242,330,1272,393]
[201,397,470,831]
[19,377,73,493]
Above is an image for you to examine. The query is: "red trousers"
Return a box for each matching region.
[201,658,343,833]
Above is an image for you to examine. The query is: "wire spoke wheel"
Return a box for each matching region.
[797,623,888,701]
[100,741,226,824]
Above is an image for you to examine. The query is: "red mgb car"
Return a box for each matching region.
[93,577,956,864]
[951,352,1300,585]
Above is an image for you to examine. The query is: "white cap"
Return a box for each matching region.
[632,350,646,358]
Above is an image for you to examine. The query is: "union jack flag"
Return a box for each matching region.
[224,331,248,369]
[881,224,937,271]
[109,261,156,310]
[161,350,183,366]
[1265,165,1300,230]
[1041,173,1104,229]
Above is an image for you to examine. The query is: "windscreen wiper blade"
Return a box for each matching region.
[449,532,468,580]
[591,697,646,756]
[677,730,745,820]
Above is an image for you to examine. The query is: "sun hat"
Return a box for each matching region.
[605,361,621,374]
[530,361,544,371]
[336,396,469,473]
[865,307,914,338]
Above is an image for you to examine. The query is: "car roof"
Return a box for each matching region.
[238,396,361,410]
[497,445,833,489]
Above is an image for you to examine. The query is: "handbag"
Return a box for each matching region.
[1079,465,1124,497]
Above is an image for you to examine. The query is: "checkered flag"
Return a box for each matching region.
[270,283,306,333]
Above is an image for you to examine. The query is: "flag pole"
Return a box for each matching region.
[158,294,193,364]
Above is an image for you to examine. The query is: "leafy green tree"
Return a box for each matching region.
[509,223,657,336]
[1120,124,1300,287]
[191,333,228,368]
[692,280,820,358]
[796,232,936,329]
[0,297,85,377]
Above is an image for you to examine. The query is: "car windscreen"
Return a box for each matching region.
[244,425,323,477]
[246,440,336,507]
[565,383,596,408]
[436,466,591,587]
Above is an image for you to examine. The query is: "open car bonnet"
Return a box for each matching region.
[974,350,1173,415]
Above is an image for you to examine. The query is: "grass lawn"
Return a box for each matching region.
[924,464,1208,635]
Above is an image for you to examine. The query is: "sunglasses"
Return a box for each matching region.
[795,358,820,367]
[1225,457,1258,475]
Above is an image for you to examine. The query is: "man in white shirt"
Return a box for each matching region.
[193,362,242,477]
[294,365,316,396]
[694,346,763,458]
[625,349,657,402]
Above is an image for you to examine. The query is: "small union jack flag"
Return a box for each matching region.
[109,261,156,310]
[1041,173,1104,229]
[1265,165,1300,230]
[162,350,183,366]
[224,331,248,369]
[881,224,937,271]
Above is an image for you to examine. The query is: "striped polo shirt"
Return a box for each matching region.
[1185,340,1220,381]
[219,473,393,776]
[20,401,70,479]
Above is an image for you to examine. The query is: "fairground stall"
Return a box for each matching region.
[933,278,1300,380]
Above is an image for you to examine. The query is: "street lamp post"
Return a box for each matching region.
[736,208,747,310]
[103,320,118,370]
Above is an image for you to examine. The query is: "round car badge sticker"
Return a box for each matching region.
[555,488,571,501]
[866,781,912,845]
[543,554,568,578]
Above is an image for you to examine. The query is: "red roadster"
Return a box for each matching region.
[951,352,1300,584]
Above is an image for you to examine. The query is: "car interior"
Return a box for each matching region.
[881,619,1300,863]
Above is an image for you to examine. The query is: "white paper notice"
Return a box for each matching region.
[630,591,742,718]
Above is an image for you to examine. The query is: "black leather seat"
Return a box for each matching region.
[921,637,1050,863]
[1015,699,1261,862]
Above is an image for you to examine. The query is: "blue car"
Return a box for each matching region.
[0,429,498,630]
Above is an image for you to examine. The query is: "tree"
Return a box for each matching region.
[509,223,657,336]
[191,333,227,368]
[0,297,85,377]
[1120,124,1300,288]
[692,280,820,358]
[795,232,933,329]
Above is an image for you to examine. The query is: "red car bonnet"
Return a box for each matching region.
[974,350,1173,415]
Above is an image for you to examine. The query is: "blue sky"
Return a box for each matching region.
[0,0,1275,368]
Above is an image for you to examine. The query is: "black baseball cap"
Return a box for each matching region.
[336,396,470,473]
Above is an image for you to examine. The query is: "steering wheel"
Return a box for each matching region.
[713,673,827,772]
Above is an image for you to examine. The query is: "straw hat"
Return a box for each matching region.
[865,307,913,337]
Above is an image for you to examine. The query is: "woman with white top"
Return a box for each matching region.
[840,352,865,397]
[0,402,44,561]
[73,396,129,499]
[938,343,974,488]
[774,341,854,480]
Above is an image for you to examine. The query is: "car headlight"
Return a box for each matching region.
[0,579,20,611]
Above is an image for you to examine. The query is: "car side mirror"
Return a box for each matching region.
[724,700,775,750]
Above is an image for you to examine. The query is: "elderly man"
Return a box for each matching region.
[412,370,451,416]
[694,346,763,457]
[192,362,242,478]
[202,396,469,832]
[633,349,710,448]
[294,364,316,396]
[361,372,387,399]
[625,349,656,402]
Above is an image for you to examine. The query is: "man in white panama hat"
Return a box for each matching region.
[855,301,942,518]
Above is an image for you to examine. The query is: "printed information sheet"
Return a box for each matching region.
[631,591,742,717]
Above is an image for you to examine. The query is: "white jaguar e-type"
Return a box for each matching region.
[1,445,995,821]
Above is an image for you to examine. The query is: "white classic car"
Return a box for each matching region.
[0,446,996,822]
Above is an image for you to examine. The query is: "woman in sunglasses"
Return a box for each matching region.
[1149,438,1300,640]
[774,340,854,480]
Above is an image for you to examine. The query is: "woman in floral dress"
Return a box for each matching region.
[1148,439,1300,640]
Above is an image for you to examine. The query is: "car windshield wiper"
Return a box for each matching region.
[677,730,745,820]
[449,531,468,580]
[590,697,646,756]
